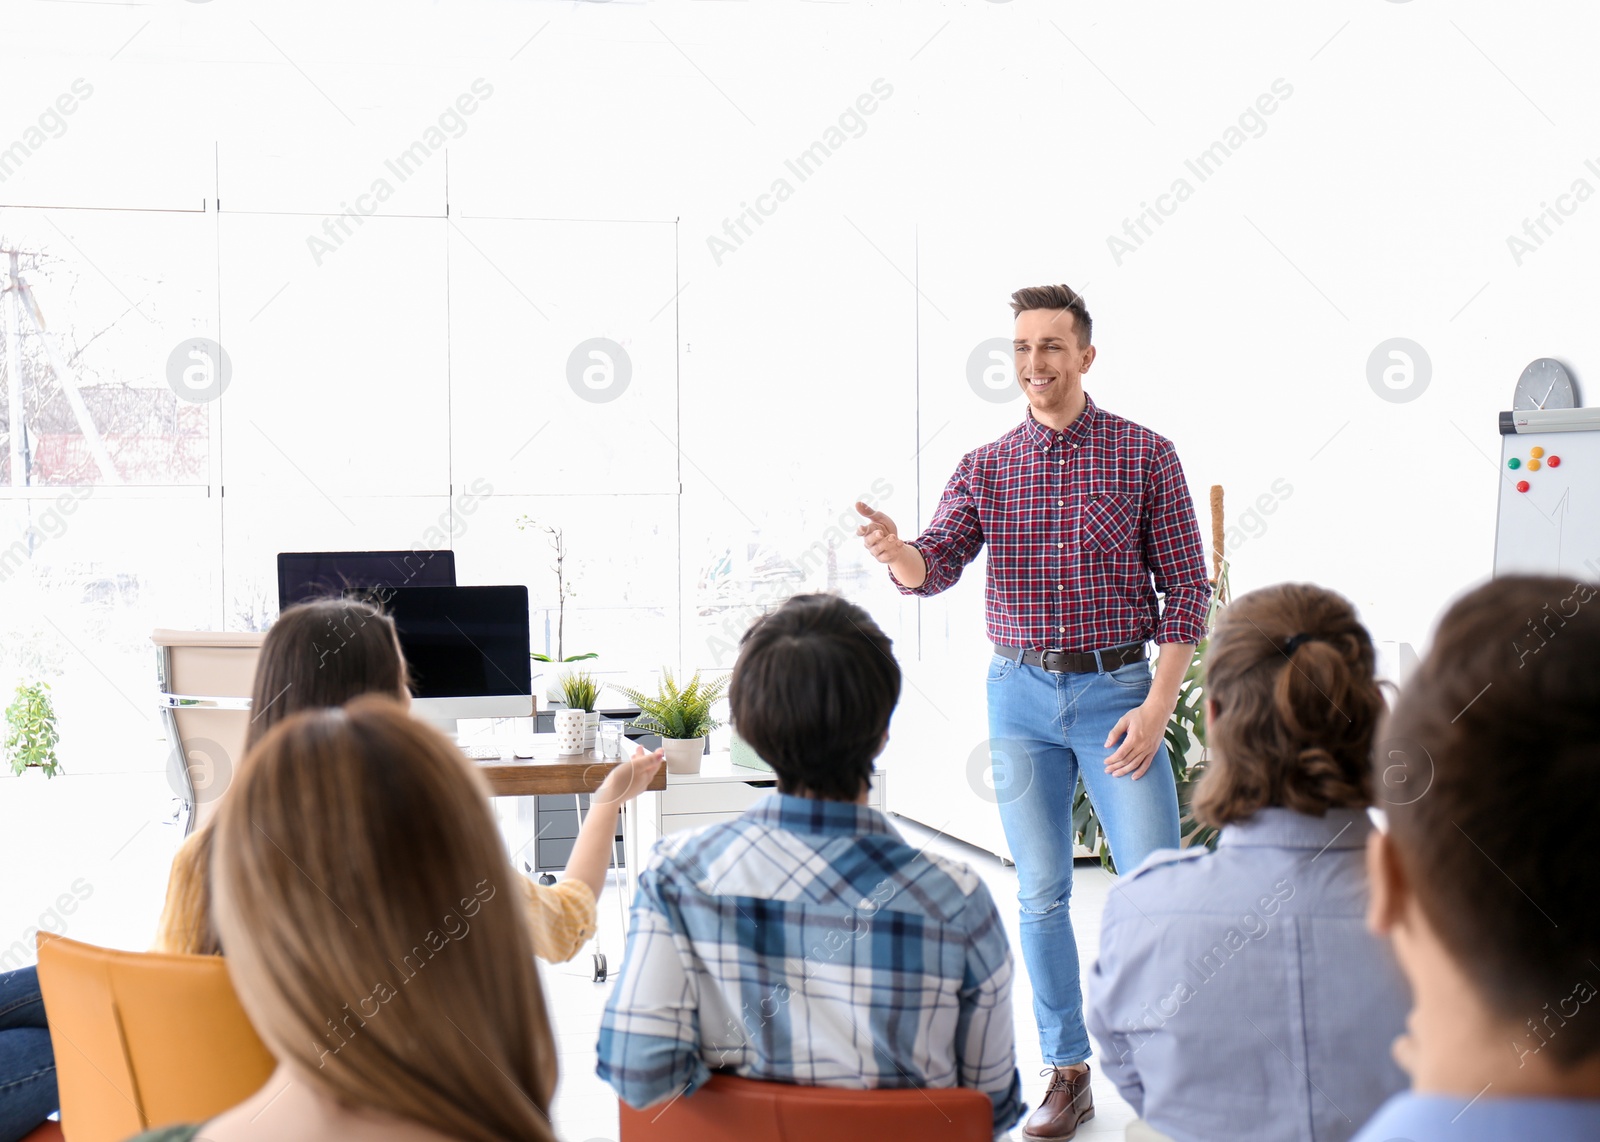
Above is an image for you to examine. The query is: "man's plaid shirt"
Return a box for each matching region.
[896,394,1211,652]
[597,793,1024,1135]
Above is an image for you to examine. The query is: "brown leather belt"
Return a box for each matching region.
[993,641,1148,675]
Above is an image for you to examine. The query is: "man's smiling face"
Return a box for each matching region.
[1014,307,1095,419]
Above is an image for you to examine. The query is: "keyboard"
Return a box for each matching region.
[460,744,503,761]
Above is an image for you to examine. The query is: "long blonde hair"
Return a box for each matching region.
[210,697,558,1142]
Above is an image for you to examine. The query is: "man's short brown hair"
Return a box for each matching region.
[1010,284,1092,349]
[1380,575,1600,1066]
[729,593,900,801]
[1193,583,1384,828]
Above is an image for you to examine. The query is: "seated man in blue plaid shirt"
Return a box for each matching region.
[597,593,1025,1136]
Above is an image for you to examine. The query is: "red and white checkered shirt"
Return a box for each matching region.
[895,394,1211,652]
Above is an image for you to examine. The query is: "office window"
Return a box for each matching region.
[0,209,217,488]
[680,215,913,671]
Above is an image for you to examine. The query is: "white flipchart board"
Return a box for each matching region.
[1493,408,1600,579]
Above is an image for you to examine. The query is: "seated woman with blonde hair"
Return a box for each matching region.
[155,596,660,962]
[1086,582,1410,1142]
[129,698,561,1142]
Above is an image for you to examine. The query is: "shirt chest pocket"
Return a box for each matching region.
[1079,492,1141,553]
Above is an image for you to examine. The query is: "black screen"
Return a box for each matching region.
[278,550,456,611]
[361,585,531,699]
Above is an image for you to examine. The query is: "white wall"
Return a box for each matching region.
[2,0,1596,855]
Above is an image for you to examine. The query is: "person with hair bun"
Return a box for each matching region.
[1086,583,1409,1142]
[126,698,561,1142]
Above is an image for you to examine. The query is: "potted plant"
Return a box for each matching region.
[557,670,604,750]
[614,668,729,775]
[6,680,63,778]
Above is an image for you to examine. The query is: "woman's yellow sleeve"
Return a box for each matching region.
[521,875,597,963]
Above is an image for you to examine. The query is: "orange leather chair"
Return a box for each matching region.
[618,1073,994,1141]
[34,935,276,1142]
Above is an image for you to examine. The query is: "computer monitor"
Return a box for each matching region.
[359,584,533,731]
[277,550,456,611]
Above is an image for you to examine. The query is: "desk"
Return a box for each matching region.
[472,733,666,898]
[476,758,668,798]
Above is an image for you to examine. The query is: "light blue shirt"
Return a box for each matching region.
[1087,808,1410,1142]
[1353,1092,1600,1141]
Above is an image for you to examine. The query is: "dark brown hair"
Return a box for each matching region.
[1193,583,1383,828]
[213,698,559,1141]
[1380,575,1600,1066]
[730,593,900,801]
[1010,284,1092,349]
[246,597,409,751]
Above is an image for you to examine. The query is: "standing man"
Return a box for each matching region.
[856,284,1211,1141]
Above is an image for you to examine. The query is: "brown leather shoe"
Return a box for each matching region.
[1021,1064,1095,1140]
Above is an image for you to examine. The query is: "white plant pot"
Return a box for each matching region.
[661,736,706,775]
[554,709,586,757]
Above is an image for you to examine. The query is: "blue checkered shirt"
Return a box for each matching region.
[596,793,1025,1136]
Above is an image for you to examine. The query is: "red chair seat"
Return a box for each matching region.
[619,1073,992,1141]
[21,1122,64,1142]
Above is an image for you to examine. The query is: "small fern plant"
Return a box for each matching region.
[6,681,62,778]
[613,669,729,741]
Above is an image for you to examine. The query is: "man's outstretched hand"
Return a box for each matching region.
[856,502,928,589]
[857,499,934,588]
[855,501,905,564]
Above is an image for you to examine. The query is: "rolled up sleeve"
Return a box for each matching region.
[521,876,596,964]
[896,454,985,598]
[1142,441,1211,646]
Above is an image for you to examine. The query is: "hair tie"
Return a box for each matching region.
[1282,633,1313,654]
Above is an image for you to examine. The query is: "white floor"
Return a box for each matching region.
[1,772,1135,1140]
[540,811,1138,1142]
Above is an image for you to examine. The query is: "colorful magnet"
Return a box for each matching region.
[1549,455,1562,468]
[1516,480,1530,493]
[1531,446,1545,458]
[1529,459,1543,471]
[1508,457,1522,470]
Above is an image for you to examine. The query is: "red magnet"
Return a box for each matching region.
[1516,480,1530,493]
[1549,455,1562,468]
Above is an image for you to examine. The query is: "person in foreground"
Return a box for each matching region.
[127,698,560,1142]
[596,593,1025,1138]
[1351,575,1600,1141]
[1086,583,1409,1142]
[155,596,660,962]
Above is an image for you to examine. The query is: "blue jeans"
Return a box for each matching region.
[0,967,57,1142]
[985,653,1181,1065]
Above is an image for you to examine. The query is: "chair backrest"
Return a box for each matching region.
[618,1073,993,1142]
[35,934,276,1142]
[152,630,265,833]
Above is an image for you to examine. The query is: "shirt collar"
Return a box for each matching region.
[745,792,899,839]
[1216,806,1375,851]
[1021,391,1098,451]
